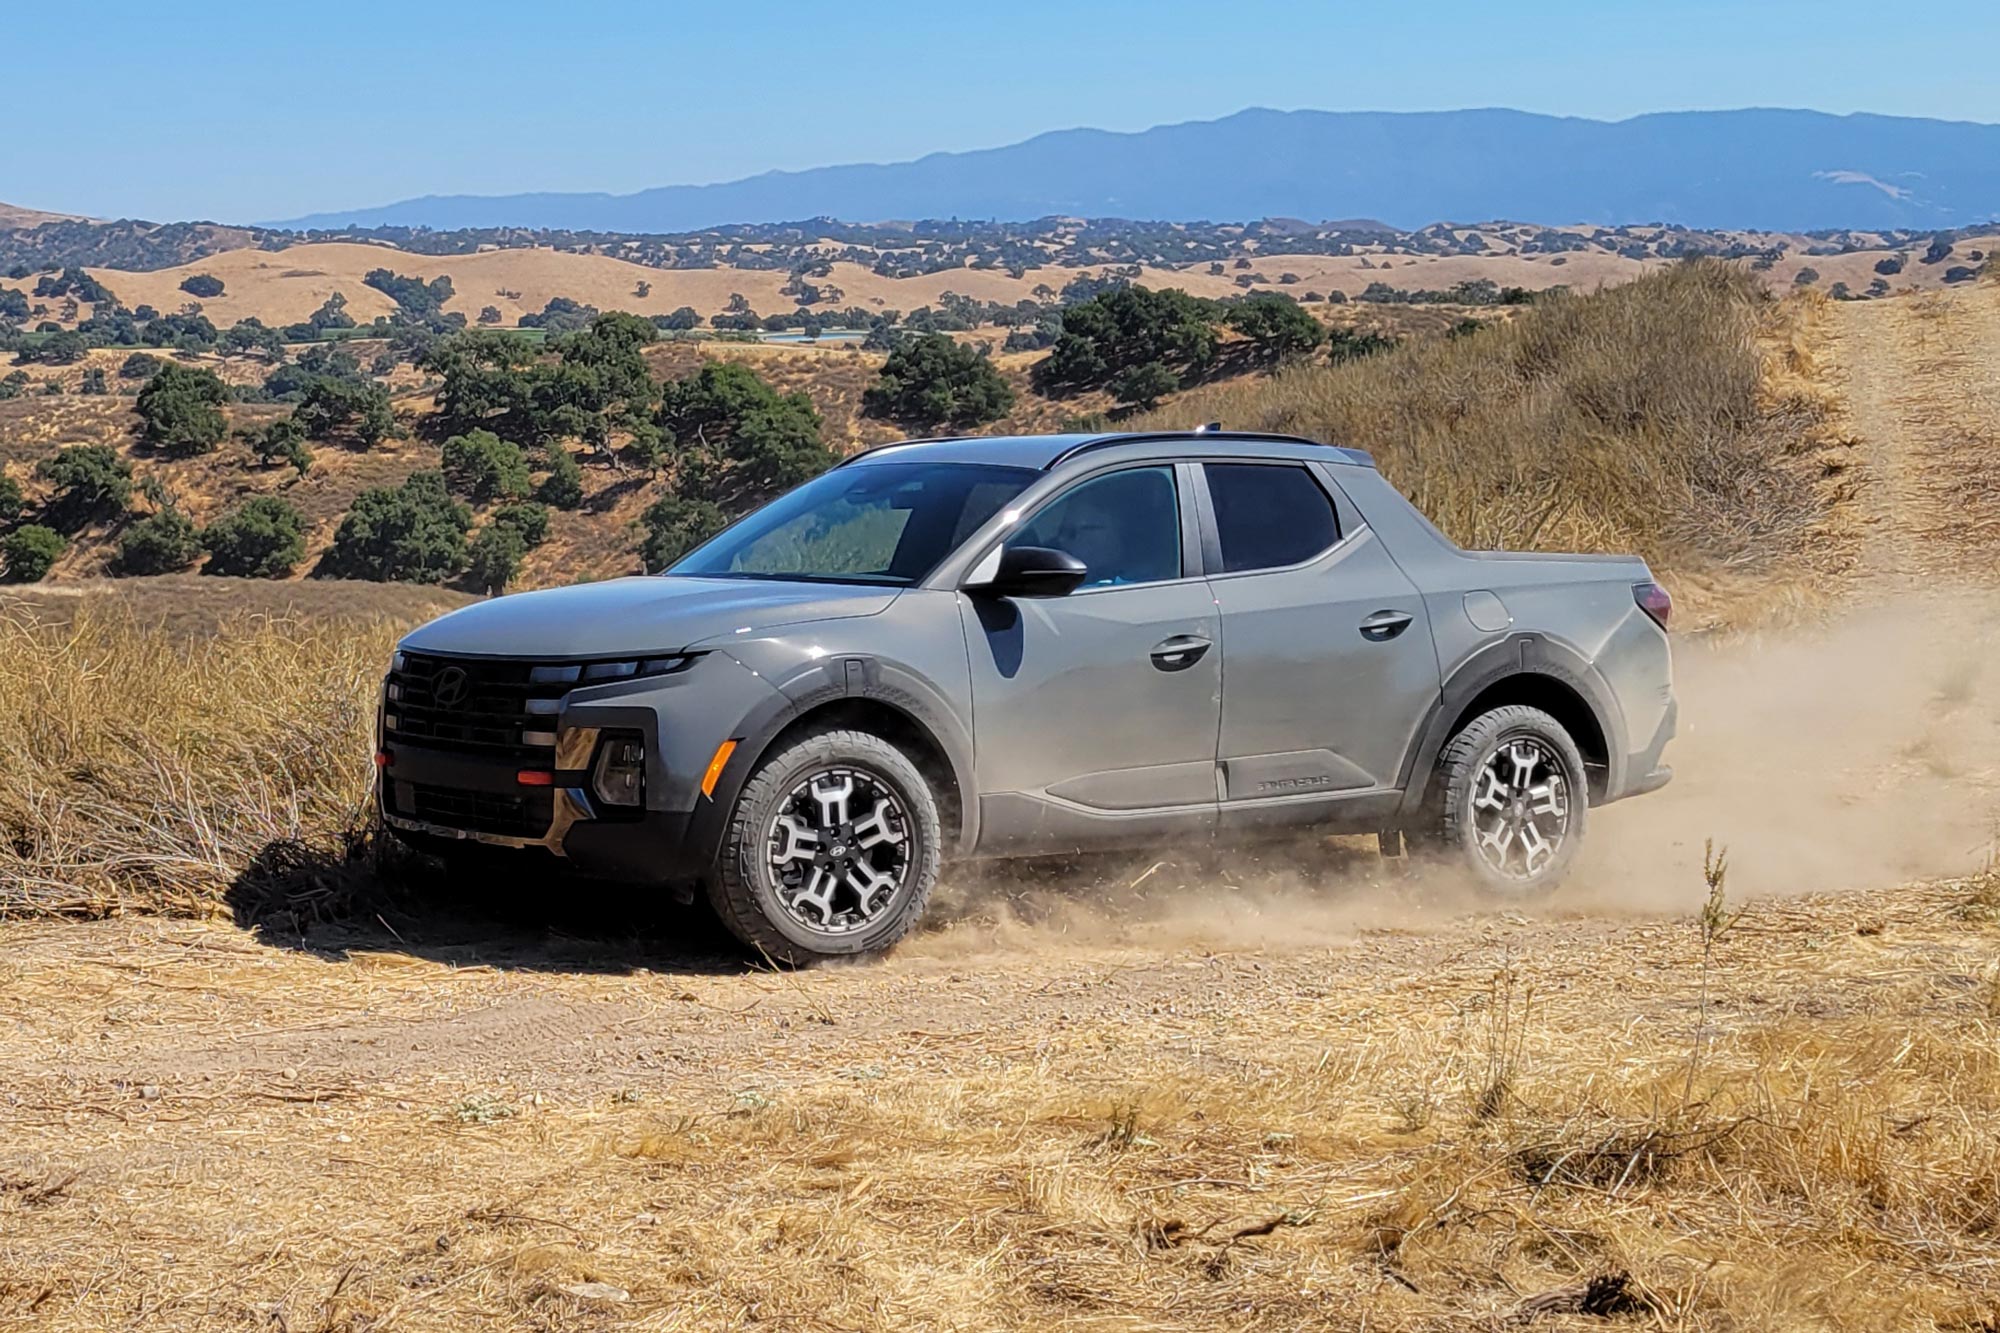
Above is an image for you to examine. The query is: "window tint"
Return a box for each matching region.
[1204,463,1340,572]
[1011,466,1181,587]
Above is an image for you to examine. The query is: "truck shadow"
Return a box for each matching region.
[225,837,749,976]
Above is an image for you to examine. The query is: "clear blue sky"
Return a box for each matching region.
[6,0,1996,224]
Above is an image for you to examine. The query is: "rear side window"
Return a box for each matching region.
[1203,463,1340,572]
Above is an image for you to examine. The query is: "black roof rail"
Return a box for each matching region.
[1046,431,1374,470]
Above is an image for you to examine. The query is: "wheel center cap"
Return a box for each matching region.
[830,844,847,859]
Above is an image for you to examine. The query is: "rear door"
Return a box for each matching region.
[1197,460,1440,824]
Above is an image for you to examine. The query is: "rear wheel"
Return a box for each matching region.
[709,727,942,965]
[1430,705,1587,894]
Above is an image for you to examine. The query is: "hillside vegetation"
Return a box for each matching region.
[1137,261,1840,613]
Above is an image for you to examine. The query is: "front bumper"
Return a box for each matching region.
[379,735,711,881]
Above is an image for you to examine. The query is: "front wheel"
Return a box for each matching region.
[1430,705,1587,894]
[708,727,943,965]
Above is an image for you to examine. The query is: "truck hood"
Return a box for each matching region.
[397,576,899,658]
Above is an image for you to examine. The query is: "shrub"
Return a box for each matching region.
[441,429,531,502]
[1792,268,1820,286]
[136,362,229,455]
[1874,254,1905,276]
[491,501,550,548]
[1110,361,1180,410]
[861,332,1015,428]
[248,416,313,476]
[537,445,585,509]
[78,367,108,395]
[118,352,163,381]
[465,524,526,593]
[323,471,470,583]
[179,274,225,299]
[201,496,307,578]
[35,444,132,531]
[1943,266,1978,285]
[638,494,725,572]
[477,305,502,325]
[0,472,22,526]
[1,524,65,582]
[115,507,202,575]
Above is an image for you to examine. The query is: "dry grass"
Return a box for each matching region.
[0,601,400,917]
[1134,262,1836,606]
[1,878,1997,1330]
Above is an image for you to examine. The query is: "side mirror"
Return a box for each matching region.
[970,545,1088,598]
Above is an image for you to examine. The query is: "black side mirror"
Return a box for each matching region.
[972,545,1088,598]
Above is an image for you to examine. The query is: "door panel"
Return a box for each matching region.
[962,583,1222,816]
[1210,525,1440,814]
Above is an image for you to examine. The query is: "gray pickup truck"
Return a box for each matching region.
[379,430,1675,961]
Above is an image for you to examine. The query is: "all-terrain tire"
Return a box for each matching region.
[708,727,943,965]
[1431,705,1589,895]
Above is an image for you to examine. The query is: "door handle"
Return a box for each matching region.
[1149,634,1213,672]
[1359,610,1414,642]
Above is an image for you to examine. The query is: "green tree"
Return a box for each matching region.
[638,494,726,572]
[78,367,108,395]
[248,415,313,476]
[537,445,585,509]
[441,428,532,502]
[465,524,526,594]
[477,305,503,325]
[35,444,132,531]
[0,472,22,527]
[861,332,1015,429]
[656,306,701,331]
[1032,286,1218,398]
[295,378,394,446]
[1,524,64,582]
[492,501,551,548]
[180,273,225,299]
[22,330,89,365]
[1225,293,1324,364]
[115,506,202,575]
[136,362,229,455]
[219,317,286,361]
[201,496,306,578]
[1110,361,1179,410]
[322,471,470,583]
[658,362,832,500]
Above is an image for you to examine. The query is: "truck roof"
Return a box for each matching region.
[841,431,1376,472]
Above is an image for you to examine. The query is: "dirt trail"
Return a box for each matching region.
[1819,281,2000,586]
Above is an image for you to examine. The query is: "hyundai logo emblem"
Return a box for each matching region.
[432,666,470,707]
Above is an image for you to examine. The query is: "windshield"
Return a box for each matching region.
[668,462,1038,586]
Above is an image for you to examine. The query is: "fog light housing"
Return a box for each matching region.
[592,733,646,807]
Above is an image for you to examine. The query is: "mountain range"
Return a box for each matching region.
[266,107,2000,235]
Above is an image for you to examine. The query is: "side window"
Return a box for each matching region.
[1204,463,1340,572]
[1011,466,1181,588]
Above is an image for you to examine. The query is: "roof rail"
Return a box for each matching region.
[1046,431,1374,469]
[831,436,952,468]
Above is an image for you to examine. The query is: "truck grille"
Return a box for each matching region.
[389,781,554,840]
[384,654,568,759]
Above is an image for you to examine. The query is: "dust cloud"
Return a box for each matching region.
[909,592,2000,958]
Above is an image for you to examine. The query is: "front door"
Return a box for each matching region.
[1196,461,1440,825]
[959,465,1221,854]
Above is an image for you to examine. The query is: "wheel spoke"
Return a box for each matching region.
[771,814,821,865]
[810,772,856,828]
[849,797,904,850]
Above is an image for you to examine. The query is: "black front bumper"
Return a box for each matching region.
[379,740,707,883]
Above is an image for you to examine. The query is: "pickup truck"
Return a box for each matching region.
[378,430,1676,962]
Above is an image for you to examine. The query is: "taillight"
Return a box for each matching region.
[1634,581,1672,631]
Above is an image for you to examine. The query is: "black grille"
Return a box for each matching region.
[385,654,566,758]
[390,780,554,839]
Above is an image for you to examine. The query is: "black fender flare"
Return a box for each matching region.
[1394,632,1629,818]
[690,653,980,864]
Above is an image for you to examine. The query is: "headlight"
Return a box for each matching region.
[592,734,646,807]
[569,654,696,684]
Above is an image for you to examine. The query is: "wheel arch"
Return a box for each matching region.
[1396,634,1626,817]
